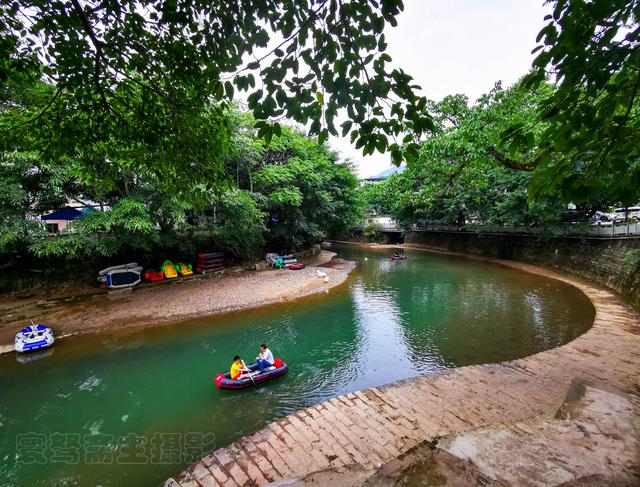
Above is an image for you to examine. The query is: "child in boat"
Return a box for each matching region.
[230,355,250,380]
[256,344,274,373]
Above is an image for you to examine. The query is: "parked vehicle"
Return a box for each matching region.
[612,206,640,223]
[590,211,615,224]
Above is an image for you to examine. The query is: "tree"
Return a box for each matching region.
[0,75,246,260]
[506,0,640,204]
[378,82,586,229]
[0,151,69,251]
[253,128,361,250]
[358,180,394,216]
[224,105,265,192]
[1,0,434,179]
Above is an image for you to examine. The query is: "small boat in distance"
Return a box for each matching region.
[214,358,289,389]
[15,323,55,353]
[390,251,407,261]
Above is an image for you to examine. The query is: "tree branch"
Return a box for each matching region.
[487,146,535,171]
[595,73,640,171]
[70,0,107,104]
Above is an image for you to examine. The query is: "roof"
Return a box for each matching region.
[41,207,86,221]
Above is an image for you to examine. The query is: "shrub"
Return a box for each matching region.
[623,249,640,277]
[363,223,382,242]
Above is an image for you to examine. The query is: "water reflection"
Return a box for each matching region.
[350,282,425,385]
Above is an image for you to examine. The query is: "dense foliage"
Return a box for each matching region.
[0,93,360,263]
[2,0,639,272]
[361,0,640,217]
[360,0,640,229]
[1,0,433,179]
[360,81,610,229]
[505,0,640,203]
[254,129,361,249]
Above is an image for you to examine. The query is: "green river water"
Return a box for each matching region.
[0,245,594,486]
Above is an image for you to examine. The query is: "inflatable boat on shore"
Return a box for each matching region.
[15,324,54,353]
[214,359,288,389]
[98,263,143,289]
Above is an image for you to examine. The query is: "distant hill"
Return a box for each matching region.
[366,165,406,180]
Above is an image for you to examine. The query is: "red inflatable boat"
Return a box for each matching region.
[214,358,288,389]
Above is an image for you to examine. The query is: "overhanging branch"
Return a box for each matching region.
[487,146,535,171]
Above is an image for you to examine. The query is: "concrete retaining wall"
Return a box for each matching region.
[405,230,640,310]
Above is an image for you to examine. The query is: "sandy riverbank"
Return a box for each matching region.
[0,251,354,354]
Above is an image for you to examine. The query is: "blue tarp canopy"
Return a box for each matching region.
[41,207,86,221]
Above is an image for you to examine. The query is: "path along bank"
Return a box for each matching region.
[0,251,352,354]
[166,245,640,486]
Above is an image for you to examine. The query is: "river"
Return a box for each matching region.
[0,245,594,486]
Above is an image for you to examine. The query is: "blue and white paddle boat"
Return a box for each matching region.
[15,323,55,353]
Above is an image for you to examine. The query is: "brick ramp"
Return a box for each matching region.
[164,260,640,487]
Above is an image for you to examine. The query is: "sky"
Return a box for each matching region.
[329,0,552,178]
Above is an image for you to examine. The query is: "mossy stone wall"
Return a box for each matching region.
[405,231,640,310]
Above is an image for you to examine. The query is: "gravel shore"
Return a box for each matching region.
[0,251,354,353]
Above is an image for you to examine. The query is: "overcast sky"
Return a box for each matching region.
[330,0,552,178]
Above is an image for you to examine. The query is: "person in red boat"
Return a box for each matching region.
[255,344,274,373]
[230,355,250,380]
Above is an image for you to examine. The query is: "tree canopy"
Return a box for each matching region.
[1,92,360,264]
[2,0,639,206]
[2,0,640,266]
[505,0,640,203]
[360,81,609,230]
[1,0,433,180]
[254,128,361,250]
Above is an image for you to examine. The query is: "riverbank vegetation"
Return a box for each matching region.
[1,0,638,282]
[360,0,640,229]
[359,81,611,229]
[1,95,361,267]
[3,0,416,287]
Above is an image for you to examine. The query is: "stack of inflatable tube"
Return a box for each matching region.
[195,252,224,273]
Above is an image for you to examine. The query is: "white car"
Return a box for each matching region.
[612,206,640,223]
[591,211,615,224]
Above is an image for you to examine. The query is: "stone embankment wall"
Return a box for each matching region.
[405,230,640,309]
